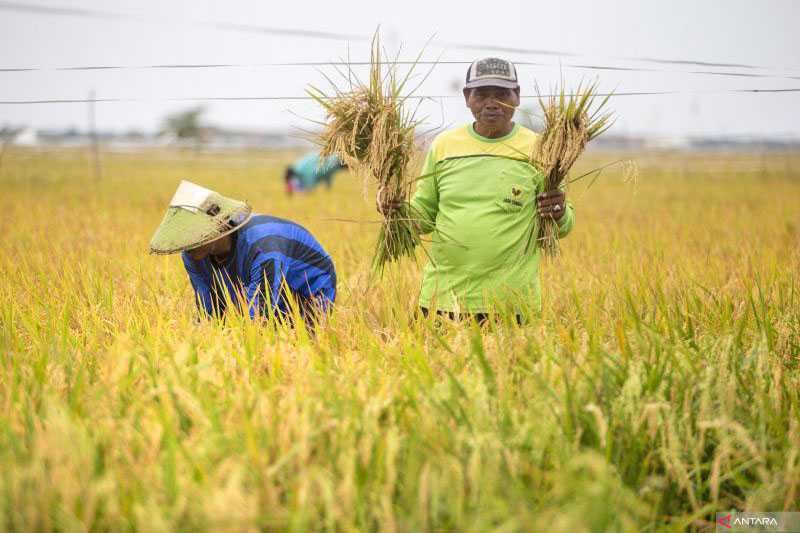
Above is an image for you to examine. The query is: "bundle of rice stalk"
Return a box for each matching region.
[528,81,614,256]
[308,32,426,273]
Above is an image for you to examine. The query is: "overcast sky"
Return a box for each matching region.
[1,0,798,138]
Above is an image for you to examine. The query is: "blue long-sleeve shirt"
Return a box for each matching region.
[182,215,336,319]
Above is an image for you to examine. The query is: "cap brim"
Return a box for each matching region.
[464,78,519,90]
[149,202,252,255]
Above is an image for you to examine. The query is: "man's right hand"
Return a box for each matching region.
[376,199,404,216]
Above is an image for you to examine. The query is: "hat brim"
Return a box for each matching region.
[464,78,519,90]
[149,202,252,255]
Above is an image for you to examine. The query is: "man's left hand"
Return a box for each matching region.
[536,190,566,221]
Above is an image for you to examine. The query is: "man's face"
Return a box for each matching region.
[463,85,520,134]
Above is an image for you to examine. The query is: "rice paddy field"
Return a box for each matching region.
[0,147,798,532]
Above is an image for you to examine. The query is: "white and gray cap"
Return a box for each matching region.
[464,57,519,90]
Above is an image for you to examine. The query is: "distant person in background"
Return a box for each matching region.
[284,152,345,195]
[150,180,336,329]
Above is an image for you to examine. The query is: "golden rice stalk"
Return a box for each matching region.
[308,31,426,273]
[528,81,614,256]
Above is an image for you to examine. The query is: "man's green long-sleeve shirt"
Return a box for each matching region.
[410,123,574,314]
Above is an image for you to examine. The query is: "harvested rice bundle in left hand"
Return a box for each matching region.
[309,32,426,273]
[527,81,614,256]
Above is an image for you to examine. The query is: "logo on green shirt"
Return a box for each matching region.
[503,184,525,207]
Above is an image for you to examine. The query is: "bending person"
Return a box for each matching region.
[150,180,336,326]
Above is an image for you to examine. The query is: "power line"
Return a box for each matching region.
[442,42,778,71]
[1,1,796,76]
[0,1,364,41]
[1,60,798,82]
[0,1,124,20]
[620,56,763,69]
[2,88,799,105]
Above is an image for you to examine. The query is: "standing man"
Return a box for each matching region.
[150,180,336,326]
[284,152,345,195]
[396,57,574,323]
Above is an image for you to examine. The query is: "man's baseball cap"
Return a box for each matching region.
[464,57,519,90]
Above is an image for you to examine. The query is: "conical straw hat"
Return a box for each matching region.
[149,180,252,255]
